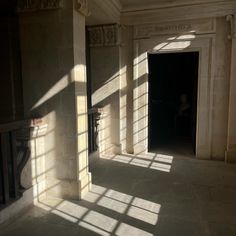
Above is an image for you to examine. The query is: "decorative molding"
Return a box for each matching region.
[88,24,121,47]
[74,0,90,16]
[134,18,216,39]
[226,14,236,39]
[17,0,63,12]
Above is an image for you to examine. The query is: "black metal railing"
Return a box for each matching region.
[0,120,32,209]
[88,108,101,154]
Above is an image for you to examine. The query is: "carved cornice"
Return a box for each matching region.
[226,14,236,39]
[88,24,121,47]
[74,0,90,16]
[17,0,63,12]
[134,18,216,39]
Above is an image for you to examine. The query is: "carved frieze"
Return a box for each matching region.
[17,0,63,12]
[74,0,90,16]
[134,18,216,39]
[226,14,236,39]
[40,0,63,9]
[88,24,121,47]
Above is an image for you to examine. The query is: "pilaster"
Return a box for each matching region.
[73,0,91,198]
[88,24,122,156]
[226,14,236,162]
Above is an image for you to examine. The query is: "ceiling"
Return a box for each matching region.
[86,0,231,25]
[86,0,121,25]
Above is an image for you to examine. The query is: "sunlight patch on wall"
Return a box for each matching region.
[92,73,120,106]
[76,95,89,183]
[176,34,196,40]
[73,64,86,82]
[120,66,128,151]
[134,52,148,80]
[31,75,69,110]
[98,104,113,155]
[154,41,191,51]
[153,34,195,52]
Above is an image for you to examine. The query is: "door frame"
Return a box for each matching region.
[133,35,214,159]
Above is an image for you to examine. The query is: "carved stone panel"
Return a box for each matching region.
[17,0,63,12]
[134,18,216,39]
[89,27,104,47]
[88,24,121,47]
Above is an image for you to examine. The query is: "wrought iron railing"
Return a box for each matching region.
[0,120,32,209]
[88,108,101,154]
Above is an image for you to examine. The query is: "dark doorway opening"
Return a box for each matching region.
[148,52,199,155]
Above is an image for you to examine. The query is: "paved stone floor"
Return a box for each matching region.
[1,152,236,236]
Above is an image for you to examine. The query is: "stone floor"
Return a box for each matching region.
[1,152,236,236]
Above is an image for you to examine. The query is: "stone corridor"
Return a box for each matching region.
[1,153,236,236]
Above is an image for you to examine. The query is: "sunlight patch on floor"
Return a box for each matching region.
[100,153,173,173]
[35,184,161,236]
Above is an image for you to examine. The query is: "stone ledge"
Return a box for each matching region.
[0,187,33,225]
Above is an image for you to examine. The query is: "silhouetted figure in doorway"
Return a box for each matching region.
[175,94,191,137]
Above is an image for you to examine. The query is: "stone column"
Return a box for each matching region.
[226,14,236,163]
[19,0,91,199]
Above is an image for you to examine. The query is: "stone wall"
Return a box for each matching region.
[88,18,233,159]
